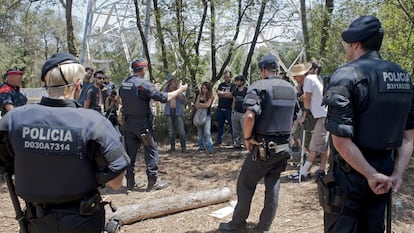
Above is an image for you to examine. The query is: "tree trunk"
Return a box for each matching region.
[319,0,334,58]
[153,0,169,74]
[109,187,232,225]
[300,0,309,61]
[242,0,267,79]
[216,0,251,83]
[210,0,217,83]
[64,0,77,56]
[133,0,153,81]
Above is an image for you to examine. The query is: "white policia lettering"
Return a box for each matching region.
[382,72,410,82]
[22,127,73,142]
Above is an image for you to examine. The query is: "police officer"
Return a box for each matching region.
[219,54,296,233]
[0,52,130,233]
[322,15,414,233]
[119,59,188,192]
[0,67,27,116]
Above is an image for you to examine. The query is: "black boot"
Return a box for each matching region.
[218,221,247,233]
[147,177,168,192]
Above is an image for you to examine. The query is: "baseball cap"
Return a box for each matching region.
[41,52,79,82]
[342,15,383,43]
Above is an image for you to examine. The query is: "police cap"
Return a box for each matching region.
[131,59,148,71]
[5,67,24,77]
[41,52,79,82]
[342,15,383,43]
[258,54,279,71]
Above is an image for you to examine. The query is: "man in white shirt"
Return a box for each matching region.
[288,62,329,180]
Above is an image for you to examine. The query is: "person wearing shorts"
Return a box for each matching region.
[288,62,329,180]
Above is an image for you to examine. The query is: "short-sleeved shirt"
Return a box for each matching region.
[217,82,235,109]
[303,74,327,118]
[325,51,414,149]
[232,86,247,113]
[85,86,103,113]
[119,75,168,119]
[0,97,130,203]
[77,81,93,106]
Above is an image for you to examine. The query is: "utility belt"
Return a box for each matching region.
[251,135,290,161]
[25,192,102,219]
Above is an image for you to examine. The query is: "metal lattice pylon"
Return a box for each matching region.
[80,0,151,68]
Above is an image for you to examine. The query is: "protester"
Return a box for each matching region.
[119,59,188,192]
[288,62,329,181]
[320,15,414,233]
[164,74,187,153]
[231,75,247,149]
[215,70,235,146]
[0,52,129,233]
[105,90,121,130]
[102,75,116,110]
[195,82,214,154]
[219,53,296,233]
[77,66,94,106]
[83,70,105,113]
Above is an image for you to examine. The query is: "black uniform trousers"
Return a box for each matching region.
[324,151,393,233]
[123,117,159,188]
[232,148,289,230]
[26,203,105,233]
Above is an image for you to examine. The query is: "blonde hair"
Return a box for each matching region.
[45,63,85,87]
[45,63,85,98]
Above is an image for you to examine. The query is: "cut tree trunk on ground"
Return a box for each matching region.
[109,187,232,225]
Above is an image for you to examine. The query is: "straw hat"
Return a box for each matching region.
[289,62,312,77]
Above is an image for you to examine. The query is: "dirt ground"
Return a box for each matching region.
[0,141,413,233]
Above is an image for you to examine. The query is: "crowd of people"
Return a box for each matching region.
[0,15,413,233]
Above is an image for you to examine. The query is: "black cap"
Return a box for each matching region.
[342,15,383,43]
[258,54,278,71]
[41,52,79,82]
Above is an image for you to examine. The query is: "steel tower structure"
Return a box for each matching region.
[80,0,151,68]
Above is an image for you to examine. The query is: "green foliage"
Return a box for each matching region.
[379,0,414,76]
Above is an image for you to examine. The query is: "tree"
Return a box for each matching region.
[59,0,77,56]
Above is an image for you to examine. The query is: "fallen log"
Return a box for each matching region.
[109,187,232,225]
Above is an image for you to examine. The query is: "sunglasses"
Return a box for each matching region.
[95,76,105,80]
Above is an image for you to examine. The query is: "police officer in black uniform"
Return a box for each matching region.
[0,52,130,233]
[0,67,28,116]
[219,54,296,233]
[119,59,188,192]
[321,15,414,233]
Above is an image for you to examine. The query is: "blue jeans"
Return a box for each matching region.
[197,115,214,153]
[167,114,186,151]
[231,111,245,147]
[215,108,233,144]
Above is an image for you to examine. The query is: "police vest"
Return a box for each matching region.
[10,105,98,204]
[119,75,151,118]
[350,59,412,150]
[253,77,296,135]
